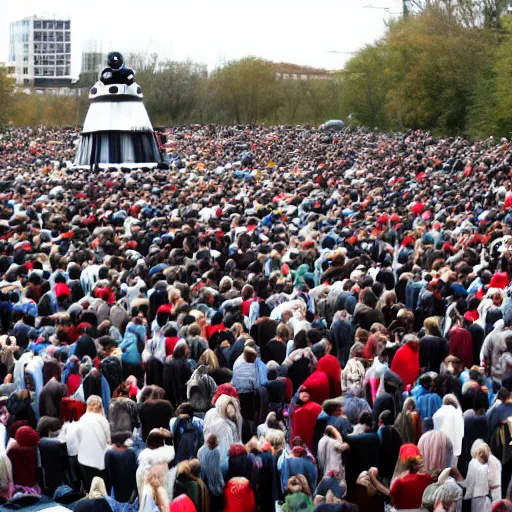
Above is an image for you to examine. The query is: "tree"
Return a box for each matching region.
[406,0,510,28]
[139,60,207,125]
[210,57,281,124]
[339,43,390,128]
[470,16,512,136]
[0,69,15,126]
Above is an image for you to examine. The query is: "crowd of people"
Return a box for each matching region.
[1,124,512,511]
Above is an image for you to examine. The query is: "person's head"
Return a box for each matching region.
[225,402,237,421]
[322,398,344,417]
[405,456,422,474]
[198,349,219,369]
[471,439,491,464]
[442,393,460,409]
[36,416,61,438]
[298,386,311,405]
[146,427,172,449]
[243,346,258,364]
[187,323,201,337]
[173,340,189,359]
[402,333,419,346]
[378,410,393,427]
[276,323,292,342]
[424,317,441,337]
[396,308,414,328]
[293,330,308,350]
[86,395,103,414]
[358,411,373,432]
[109,429,130,446]
[360,288,378,308]
[281,310,293,324]
[265,428,285,454]
[140,385,167,403]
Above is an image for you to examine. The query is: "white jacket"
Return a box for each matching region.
[75,411,110,470]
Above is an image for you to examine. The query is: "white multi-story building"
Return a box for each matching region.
[9,16,72,89]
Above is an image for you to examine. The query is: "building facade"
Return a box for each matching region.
[9,16,72,89]
[81,52,105,75]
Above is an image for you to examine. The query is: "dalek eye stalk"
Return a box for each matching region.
[72,52,168,170]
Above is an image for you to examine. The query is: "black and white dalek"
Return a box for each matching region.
[72,52,167,169]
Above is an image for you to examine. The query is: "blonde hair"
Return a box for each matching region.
[470,439,491,459]
[424,317,441,337]
[198,349,220,370]
[265,428,285,450]
[276,323,292,341]
[86,395,103,413]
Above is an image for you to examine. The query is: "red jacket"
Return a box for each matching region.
[391,342,420,386]
[317,355,342,397]
[449,326,473,369]
[391,472,433,509]
[290,400,322,452]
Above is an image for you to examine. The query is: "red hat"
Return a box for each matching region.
[443,242,455,253]
[401,236,415,247]
[61,231,74,240]
[399,443,421,462]
[157,304,172,315]
[212,383,239,405]
[301,240,315,249]
[390,213,402,223]
[489,272,509,290]
[411,202,425,216]
[54,282,70,298]
[464,311,478,323]
[77,322,92,333]
[228,444,247,457]
[127,240,138,249]
[377,214,389,225]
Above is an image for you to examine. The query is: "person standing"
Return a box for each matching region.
[75,395,110,491]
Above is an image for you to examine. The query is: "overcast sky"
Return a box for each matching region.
[1,0,403,77]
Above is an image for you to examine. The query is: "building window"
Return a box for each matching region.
[23,67,28,75]
[64,21,70,30]
[55,21,63,30]
[65,44,71,53]
[34,21,42,29]
[56,66,64,76]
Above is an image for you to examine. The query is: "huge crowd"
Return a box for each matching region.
[0,124,512,511]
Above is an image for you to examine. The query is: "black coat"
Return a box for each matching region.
[162,357,192,408]
[419,335,449,373]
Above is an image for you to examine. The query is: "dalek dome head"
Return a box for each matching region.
[89,52,140,100]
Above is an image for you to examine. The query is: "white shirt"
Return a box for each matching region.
[75,411,110,470]
[62,421,80,457]
[433,405,464,457]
